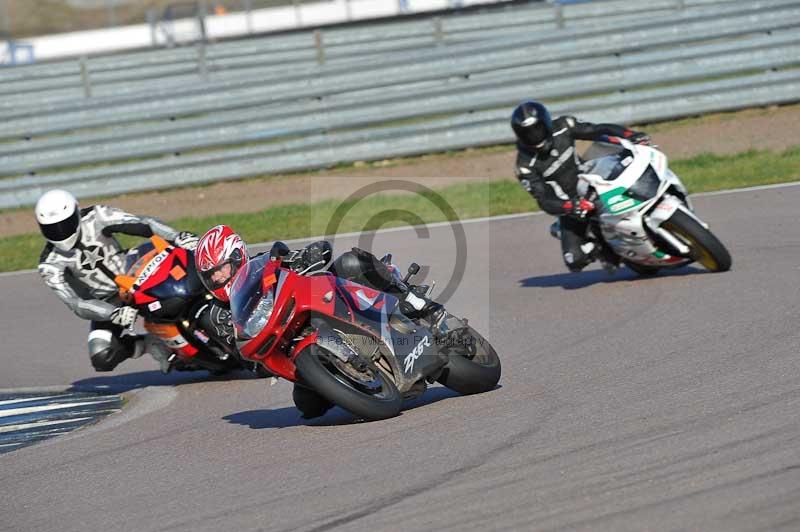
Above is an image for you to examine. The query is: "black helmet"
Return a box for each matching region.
[511,101,553,151]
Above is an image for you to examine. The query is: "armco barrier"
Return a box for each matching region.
[0,0,798,207]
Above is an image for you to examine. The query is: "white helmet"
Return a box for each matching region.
[35,189,82,251]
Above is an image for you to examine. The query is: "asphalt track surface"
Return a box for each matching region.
[1,183,799,532]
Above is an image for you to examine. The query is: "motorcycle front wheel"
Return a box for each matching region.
[294,344,403,421]
[661,210,732,272]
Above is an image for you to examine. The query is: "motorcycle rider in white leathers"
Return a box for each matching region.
[35,189,199,372]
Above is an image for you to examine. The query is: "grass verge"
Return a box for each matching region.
[2,146,798,273]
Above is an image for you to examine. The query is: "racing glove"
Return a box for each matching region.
[626,131,652,145]
[110,306,138,328]
[562,198,595,218]
[173,231,199,250]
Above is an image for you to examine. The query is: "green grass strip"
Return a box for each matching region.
[3,146,799,273]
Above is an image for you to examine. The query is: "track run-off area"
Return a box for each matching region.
[1,183,798,532]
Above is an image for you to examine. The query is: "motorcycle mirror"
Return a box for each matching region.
[269,241,290,260]
[403,262,420,282]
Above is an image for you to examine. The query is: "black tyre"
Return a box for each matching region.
[294,344,403,421]
[661,210,732,272]
[437,327,501,395]
[624,260,660,276]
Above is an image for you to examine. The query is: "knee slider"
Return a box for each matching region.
[88,329,133,372]
[563,251,589,272]
[90,348,125,372]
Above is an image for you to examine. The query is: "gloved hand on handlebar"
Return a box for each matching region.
[285,241,333,274]
[627,131,652,145]
[563,198,595,218]
[110,306,138,328]
[173,231,199,250]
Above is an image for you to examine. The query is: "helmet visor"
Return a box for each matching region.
[199,260,238,291]
[39,209,80,243]
[518,120,550,148]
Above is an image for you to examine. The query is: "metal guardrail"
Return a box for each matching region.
[0,0,791,110]
[2,37,798,173]
[0,0,798,207]
[3,76,796,209]
[4,68,797,196]
[3,3,798,132]
[3,29,798,159]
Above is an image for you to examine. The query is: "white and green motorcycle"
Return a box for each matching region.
[556,136,731,275]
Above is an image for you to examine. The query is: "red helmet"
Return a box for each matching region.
[195,225,248,302]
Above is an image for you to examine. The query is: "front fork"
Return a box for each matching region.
[645,194,708,256]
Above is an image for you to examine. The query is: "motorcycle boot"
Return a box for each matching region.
[564,241,596,272]
[399,284,444,323]
[332,248,443,322]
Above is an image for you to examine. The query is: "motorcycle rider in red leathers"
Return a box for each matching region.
[35,189,199,372]
[194,224,442,418]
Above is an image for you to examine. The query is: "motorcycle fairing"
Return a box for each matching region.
[234,257,443,393]
[578,142,694,267]
[331,278,445,392]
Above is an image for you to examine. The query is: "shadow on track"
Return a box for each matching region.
[69,369,258,394]
[519,265,707,290]
[223,386,464,429]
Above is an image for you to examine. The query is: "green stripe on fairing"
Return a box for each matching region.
[652,250,667,258]
[599,187,628,203]
[599,186,642,214]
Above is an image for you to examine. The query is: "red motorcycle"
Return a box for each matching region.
[230,251,501,421]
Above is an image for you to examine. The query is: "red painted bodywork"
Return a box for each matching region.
[236,260,368,383]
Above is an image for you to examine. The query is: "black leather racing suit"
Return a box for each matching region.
[514,115,641,271]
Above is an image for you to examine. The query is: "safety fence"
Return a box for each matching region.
[0,0,798,208]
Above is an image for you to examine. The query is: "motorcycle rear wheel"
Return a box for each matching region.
[437,326,501,395]
[294,344,403,421]
[661,210,732,272]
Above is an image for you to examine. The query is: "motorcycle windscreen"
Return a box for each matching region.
[124,242,157,275]
[626,166,661,201]
[581,151,634,181]
[229,254,276,342]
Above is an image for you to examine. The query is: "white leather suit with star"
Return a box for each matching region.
[38,205,184,371]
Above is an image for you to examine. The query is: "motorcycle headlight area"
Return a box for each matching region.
[241,291,275,339]
[627,166,661,202]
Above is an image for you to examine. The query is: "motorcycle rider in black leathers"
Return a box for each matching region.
[35,189,199,372]
[511,101,651,272]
